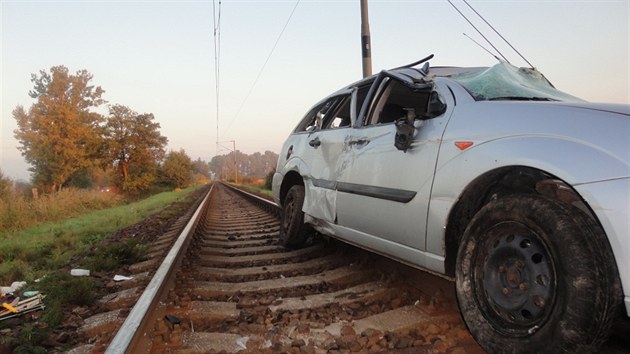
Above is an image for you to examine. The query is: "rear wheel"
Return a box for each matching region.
[279,185,313,248]
[456,194,621,353]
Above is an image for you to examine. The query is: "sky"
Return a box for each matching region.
[1,0,628,182]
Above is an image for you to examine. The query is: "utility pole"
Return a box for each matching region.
[360,0,372,78]
[232,140,238,184]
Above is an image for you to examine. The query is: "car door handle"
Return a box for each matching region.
[349,138,369,147]
[309,137,321,147]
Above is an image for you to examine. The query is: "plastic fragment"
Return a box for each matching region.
[0,281,27,294]
[23,291,39,298]
[70,269,90,277]
[164,314,181,325]
[236,336,249,350]
[113,275,133,282]
[2,303,17,313]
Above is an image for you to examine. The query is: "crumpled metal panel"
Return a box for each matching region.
[303,179,337,223]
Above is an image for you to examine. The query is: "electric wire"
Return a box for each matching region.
[446,0,510,64]
[223,0,301,136]
[462,0,534,68]
[212,0,221,153]
[463,32,502,62]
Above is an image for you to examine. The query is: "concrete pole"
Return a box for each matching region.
[232,140,238,184]
[360,0,372,78]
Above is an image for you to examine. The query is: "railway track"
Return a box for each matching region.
[68,183,628,353]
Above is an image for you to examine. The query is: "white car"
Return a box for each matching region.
[272,56,629,353]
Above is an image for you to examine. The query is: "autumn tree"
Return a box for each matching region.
[104,104,168,194]
[193,158,211,178]
[161,149,194,188]
[0,170,12,201]
[13,66,106,191]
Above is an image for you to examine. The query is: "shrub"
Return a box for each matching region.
[0,187,121,234]
[86,240,148,272]
[264,169,275,190]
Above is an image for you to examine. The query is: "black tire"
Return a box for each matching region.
[279,185,313,248]
[456,194,622,354]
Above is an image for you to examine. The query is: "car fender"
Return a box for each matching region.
[426,134,629,256]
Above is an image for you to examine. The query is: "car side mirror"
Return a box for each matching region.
[427,91,446,117]
[395,109,416,152]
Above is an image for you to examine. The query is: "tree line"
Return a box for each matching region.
[11,66,210,195]
[209,150,278,184]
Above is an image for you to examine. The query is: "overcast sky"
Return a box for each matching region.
[2,0,628,181]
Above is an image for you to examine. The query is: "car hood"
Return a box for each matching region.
[555,102,630,116]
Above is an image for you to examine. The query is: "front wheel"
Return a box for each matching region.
[456,194,621,353]
[279,185,313,248]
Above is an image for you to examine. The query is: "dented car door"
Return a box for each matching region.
[335,78,451,250]
[298,95,353,223]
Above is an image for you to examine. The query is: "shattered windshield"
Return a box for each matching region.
[450,63,584,102]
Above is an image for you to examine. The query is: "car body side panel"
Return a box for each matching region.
[305,214,446,274]
[574,178,630,316]
[427,136,629,253]
[334,83,455,250]
[278,129,349,222]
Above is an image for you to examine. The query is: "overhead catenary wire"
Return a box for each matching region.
[461,0,534,68]
[446,0,510,64]
[222,0,301,136]
[463,32,502,62]
[212,0,222,150]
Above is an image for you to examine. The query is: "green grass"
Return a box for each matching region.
[0,188,121,233]
[0,184,206,352]
[0,185,204,284]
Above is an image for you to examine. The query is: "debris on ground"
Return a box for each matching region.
[70,269,91,277]
[0,294,46,322]
[0,281,27,294]
[112,275,133,282]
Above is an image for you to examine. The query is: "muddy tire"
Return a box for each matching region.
[279,185,312,248]
[456,194,621,354]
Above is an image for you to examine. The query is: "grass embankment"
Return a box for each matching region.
[0,185,205,353]
[0,188,122,233]
[0,185,203,284]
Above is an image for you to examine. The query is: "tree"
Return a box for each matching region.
[104,104,168,194]
[161,149,194,188]
[0,170,12,201]
[209,150,278,181]
[192,158,211,178]
[13,66,106,191]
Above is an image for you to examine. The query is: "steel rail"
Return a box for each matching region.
[105,185,213,354]
[221,182,280,218]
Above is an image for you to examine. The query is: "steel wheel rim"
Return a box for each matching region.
[282,193,296,233]
[473,221,557,334]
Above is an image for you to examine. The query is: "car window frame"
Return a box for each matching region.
[361,78,436,127]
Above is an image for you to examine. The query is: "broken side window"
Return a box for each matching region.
[294,98,337,133]
[366,80,432,125]
[328,84,370,129]
[324,96,351,129]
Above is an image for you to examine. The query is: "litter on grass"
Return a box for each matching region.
[0,281,27,294]
[0,294,46,322]
[70,269,90,277]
